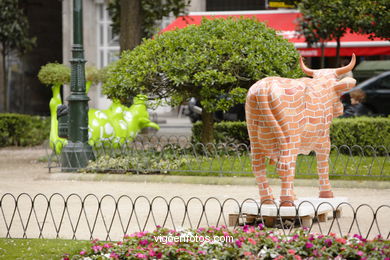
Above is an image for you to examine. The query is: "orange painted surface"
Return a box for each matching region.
[245,55,356,206]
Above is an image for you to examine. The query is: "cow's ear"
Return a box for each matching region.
[334,77,356,93]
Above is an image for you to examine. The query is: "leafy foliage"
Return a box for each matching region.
[297,0,352,66]
[192,117,390,154]
[104,17,301,112]
[0,0,36,56]
[107,0,191,39]
[349,0,390,40]
[84,152,198,174]
[297,0,390,65]
[67,225,390,259]
[103,17,300,143]
[0,113,50,147]
[85,66,101,85]
[38,63,71,86]
[330,117,390,153]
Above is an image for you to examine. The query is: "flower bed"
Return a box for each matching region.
[65,225,390,259]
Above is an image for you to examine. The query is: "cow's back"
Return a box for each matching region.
[246,77,308,159]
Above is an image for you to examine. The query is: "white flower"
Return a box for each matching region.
[258,246,268,257]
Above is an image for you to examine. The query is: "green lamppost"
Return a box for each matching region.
[61,0,94,171]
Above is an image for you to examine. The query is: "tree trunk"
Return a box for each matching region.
[0,50,8,112]
[201,109,214,145]
[120,0,143,53]
[0,51,4,112]
[336,37,341,67]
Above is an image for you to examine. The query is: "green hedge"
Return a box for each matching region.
[192,117,390,150]
[0,113,50,147]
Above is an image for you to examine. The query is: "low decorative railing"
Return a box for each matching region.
[47,136,390,178]
[0,193,389,241]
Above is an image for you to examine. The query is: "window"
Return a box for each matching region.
[97,4,120,96]
[378,75,390,90]
[97,4,119,69]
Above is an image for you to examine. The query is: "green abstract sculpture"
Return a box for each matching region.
[88,95,160,146]
[39,63,159,154]
[38,63,70,154]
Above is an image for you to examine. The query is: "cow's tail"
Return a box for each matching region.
[255,85,288,165]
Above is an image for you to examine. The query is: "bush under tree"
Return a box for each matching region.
[104,17,302,144]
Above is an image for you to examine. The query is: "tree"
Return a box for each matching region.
[349,0,390,41]
[0,0,35,112]
[103,18,302,144]
[297,0,352,67]
[107,0,191,52]
[298,0,389,67]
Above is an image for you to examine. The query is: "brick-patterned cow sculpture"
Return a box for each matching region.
[245,55,356,206]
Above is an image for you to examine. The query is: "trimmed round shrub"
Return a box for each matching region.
[38,62,70,86]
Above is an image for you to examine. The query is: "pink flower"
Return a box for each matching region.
[305,242,314,249]
[243,225,250,233]
[248,238,256,245]
[139,239,149,246]
[198,250,206,255]
[275,256,284,260]
[288,249,296,255]
[110,252,119,259]
[149,250,156,257]
[294,255,302,260]
[244,251,252,256]
[79,251,86,256]
[117,241,123,246]
[235,239,242,248]
[137,232,146,238]
[336,238,346,244]
[324,238,333,247]
[270,236,278,242]
[357,251,364,256]
[92,245,103,253]
[258,223,265,230]
[135,253,147,259]
[104,243,112,249]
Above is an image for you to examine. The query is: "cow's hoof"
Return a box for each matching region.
[319,191,334,198]
[260,197,275,205]
[280,196,295,207]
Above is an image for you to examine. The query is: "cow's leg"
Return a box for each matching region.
[316,148,334,198]
[278,152,297,206]
[252,153,274,204]
[247,128,274,204]
[246,93,274,204]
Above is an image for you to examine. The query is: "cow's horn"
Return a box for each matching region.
[299,56,314,77]
[335,54,356,76]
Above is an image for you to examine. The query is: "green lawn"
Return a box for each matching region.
[0,238,90,260]
[82,149,390,181]
[171,153,390,180]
